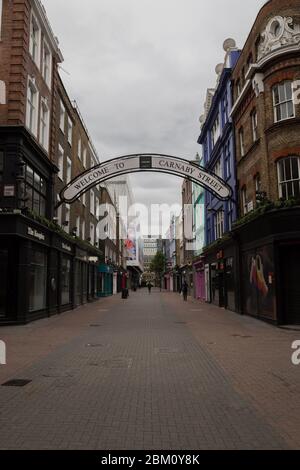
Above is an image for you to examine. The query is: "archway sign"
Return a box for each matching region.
[58,154,233,207]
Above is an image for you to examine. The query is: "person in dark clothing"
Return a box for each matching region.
[182,281,188,301]
[147,282,153,294]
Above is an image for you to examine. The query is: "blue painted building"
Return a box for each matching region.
[197,40,241,311]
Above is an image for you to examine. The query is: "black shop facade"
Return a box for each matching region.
[0,213,101,325]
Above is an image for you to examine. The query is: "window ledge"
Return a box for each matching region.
[265,117,300,135]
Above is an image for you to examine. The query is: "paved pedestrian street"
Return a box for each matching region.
[0,290,299,450]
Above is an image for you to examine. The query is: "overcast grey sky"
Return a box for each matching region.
[43,0,266,208]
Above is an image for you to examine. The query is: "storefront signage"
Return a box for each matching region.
[58,154,233,206]
[27,227,45,242]
[62,243,72,252]
[3,185,15,197]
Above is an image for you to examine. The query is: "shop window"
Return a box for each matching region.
[277,157,300,200]
[0,249,8,317]
[61,256,71,305]
[0,150,3,183]
[273,81,295,122]
[25,163,47,217]
[29,247,47,312]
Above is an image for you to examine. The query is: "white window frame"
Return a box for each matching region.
[78,137,82,160]
[277,157,300,200]
[273,81,295,123]
[76,216,80,237]
[66,157,72,184]
[59,100,65,133]
[29,10,41,67]
[239,128,245,157]
[42,38,52,89]
[58,144,64,181]
[64,204,70,233]
[0,0,3,40]
[214,210,224,240]
[83,147,87,168]
[81,220,85,240]
[67,116,73,145]
[90,189,95,215]
[214,159,222,178]
[90,223,95,245]
[26,77,39,137]
[39,98,50,151]
[251,109,258,142]
[211,114,220,148]
[241,187,248,215]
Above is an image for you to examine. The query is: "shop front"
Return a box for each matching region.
[193,258,206,301]
[0,213,100,325]
[203,241,240,313]
[97,263,114,297]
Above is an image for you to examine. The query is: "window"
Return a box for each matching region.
[58,145,64,180]
[224,143,231,179]
[39,99,50,151]
[251,109,258,142]
[273,81,295,122]
[237,79,241,97]
[214,210,224,240]
[57,195,62,226]
[241,187,248,215]
[76,216,80,237]
[0,151,3,183]
[29,12,40,66]
[29,247,47,312]
[83,147,87,168]
[42,39,52,88]
[214,159,222,178]
[227,201,233,231]
[90,223,95,244]
[81,220,85,240]
[66,157,72,183]
[25,163,47,216]
[90,190,95,215]
[60,100,65,132]
[239,128,245,157]
[61,256,71,305]
[82,192,86,207]
[26,78,39,136]
[64,204,70,233]
[277,157,300,200]
[0,1,3,40]
[222,92,229,125]
[254,174,261,193]
[211,115,220,148]
[67,117,73,145]
[78,138,82,160]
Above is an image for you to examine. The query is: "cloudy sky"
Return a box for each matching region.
[44,0,266,211]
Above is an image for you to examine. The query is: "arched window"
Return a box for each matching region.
[277,157,300,200]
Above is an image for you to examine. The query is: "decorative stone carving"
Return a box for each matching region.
[257,16,300,61]
[252,73,265,97]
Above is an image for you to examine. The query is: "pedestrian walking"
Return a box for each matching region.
[182,281,188,302]
[147,282,152,294]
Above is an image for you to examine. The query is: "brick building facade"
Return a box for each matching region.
[230,0,300,324]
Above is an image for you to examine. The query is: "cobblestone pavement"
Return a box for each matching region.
[0,290,299,450]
